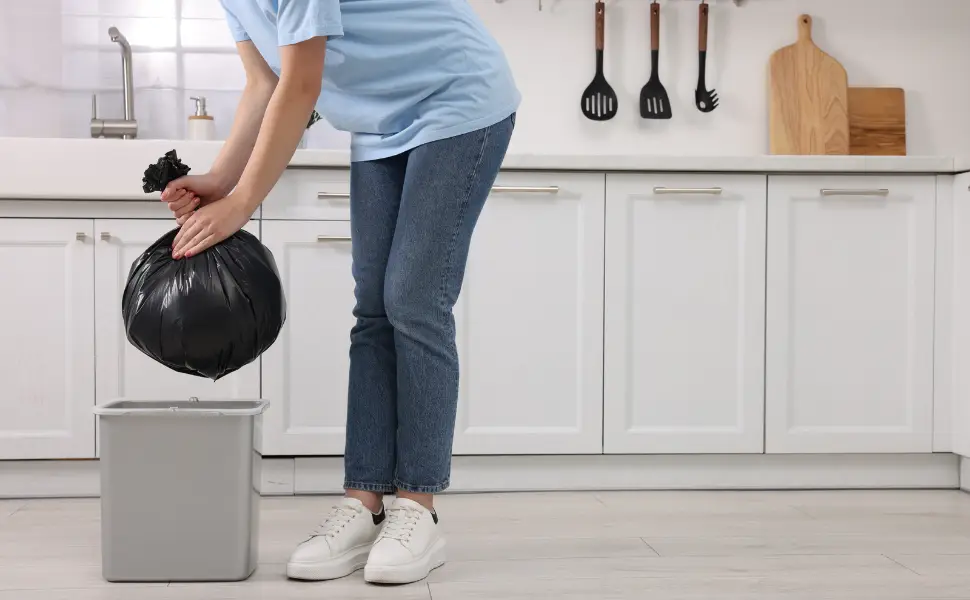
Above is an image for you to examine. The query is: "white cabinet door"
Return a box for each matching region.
[452,172,605,454]
[94,220,260,411]
[766,176,935,453]
[944,174,970,457]
[0,219,95,459]
[260,221,355,455]
[603,174,767,454]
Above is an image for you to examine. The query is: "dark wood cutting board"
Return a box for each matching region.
[848,87,906,156]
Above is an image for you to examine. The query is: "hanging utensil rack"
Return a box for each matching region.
[493,0,745,8]
[663,0,745,6]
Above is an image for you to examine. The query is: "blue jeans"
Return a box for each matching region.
[343,115,514,495]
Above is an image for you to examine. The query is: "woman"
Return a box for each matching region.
[161,0,518,586]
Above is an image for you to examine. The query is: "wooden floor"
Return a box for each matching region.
[3,490,970,599]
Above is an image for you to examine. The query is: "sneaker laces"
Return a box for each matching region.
[309,503,362,540]
[378,505,422,543]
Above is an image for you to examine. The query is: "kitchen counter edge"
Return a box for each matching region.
[1,138,965,201]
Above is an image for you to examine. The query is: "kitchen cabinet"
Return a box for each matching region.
[944,174,970,458]
[452,172,605,454]
[0,219,95,459]
[260,220,356,455]
[0,162,953,467]
[603,174,767,454]
[94,220,260,412]
[262,169,351,221]
[765,176,936,453]
[259,173,605,456]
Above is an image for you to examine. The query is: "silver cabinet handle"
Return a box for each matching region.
[317,192,351,200]
[76,232,87,241]
[317,235,351,242]
[654,187,723,195]
[100,232,111,241]
[491,186,560,194]
[820,189,890,197]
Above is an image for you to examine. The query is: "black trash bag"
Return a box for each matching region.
[142,149,191,193]
[122,227,286,380]
[124,150,285,380]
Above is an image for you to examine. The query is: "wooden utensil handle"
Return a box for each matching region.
[651,2,660,51]
[699,3,709,52]
[595,1,604,51]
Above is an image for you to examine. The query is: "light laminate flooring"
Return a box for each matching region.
[3,490,970,599]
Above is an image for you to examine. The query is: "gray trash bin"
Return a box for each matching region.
[93,398,269,583]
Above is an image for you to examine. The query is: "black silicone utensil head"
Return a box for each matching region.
[695,85,719,113]
[582,71,618,121]
[581,1,618,121]
[640,76,672,119]
[640,2,672,120]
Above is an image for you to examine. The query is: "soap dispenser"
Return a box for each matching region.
[187,96,215,141]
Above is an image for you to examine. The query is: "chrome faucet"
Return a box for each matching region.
[91,26,138,139]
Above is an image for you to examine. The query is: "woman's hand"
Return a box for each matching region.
[161,173,231,225]
[163,189,200,225]
[171,196,251,259]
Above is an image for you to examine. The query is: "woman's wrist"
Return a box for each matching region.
[228,187,264,216]
[207,168,240,199]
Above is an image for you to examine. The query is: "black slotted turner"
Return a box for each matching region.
[581,1,617,121]
[640,1,672,119]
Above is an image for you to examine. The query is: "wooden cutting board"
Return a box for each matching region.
[769,15,849,155]
[848,87,906,156]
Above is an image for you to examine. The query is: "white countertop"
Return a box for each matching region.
[953,156,970,173]
[2,137,966,201]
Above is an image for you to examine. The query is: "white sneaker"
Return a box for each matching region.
[286,497,385,581]
[364,498,446,584]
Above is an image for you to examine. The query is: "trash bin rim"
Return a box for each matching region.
[93,398,269,417]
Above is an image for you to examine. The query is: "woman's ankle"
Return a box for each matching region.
[345,489,384,513]
[396,490,434,511]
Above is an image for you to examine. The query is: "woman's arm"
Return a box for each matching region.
[172,36,327,258]
[208,40,281,194]
[161,40,277,213]
[232,36,327,214]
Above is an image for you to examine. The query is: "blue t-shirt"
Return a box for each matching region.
[219,0,520,162]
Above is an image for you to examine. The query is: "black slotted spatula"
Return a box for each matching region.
[581,1,617,121]
[640,1,672,119]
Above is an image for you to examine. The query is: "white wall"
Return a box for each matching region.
[1,0,968,156]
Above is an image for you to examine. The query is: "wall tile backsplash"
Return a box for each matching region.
[4,0,970,156]
[0,0,348,146]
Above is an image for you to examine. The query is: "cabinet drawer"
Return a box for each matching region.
[262,168,577,222]
[263,168,351,221]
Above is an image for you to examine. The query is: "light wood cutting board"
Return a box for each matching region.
[769,15,849,155]
[848,87,906,156]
